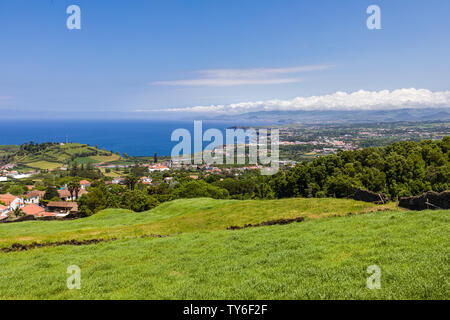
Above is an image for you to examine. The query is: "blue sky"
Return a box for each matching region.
[0,0,449,119]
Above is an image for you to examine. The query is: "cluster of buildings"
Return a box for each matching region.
[0,167,39,182]
[0,180,91,222]
[0,192,75,221]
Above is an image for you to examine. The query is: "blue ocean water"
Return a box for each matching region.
[0,120,259,156]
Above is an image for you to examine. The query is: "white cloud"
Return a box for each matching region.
[141,88,450,114]
[152,64,330,87]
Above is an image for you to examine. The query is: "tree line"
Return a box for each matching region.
[76,137,449,215]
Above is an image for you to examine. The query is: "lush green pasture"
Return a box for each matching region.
[25,160,62,170]
[89,154,121,163]
[0,209,447,299]
[0,198,396,247]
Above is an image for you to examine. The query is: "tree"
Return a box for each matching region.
[67,180,81,201]
[154,153,158,163]
[44,186,59,201]
[67,181,75,201]
[172,180,229,199]
[125,175,139,190]
[325,174,360,198]
[9,206,26,218]
[7,185,26,196]
[73,181,81,200]
[121,190,159,212]
[78,188,107,216]
[70,163,79,177]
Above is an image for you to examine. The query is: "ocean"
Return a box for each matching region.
[0,120,260,156]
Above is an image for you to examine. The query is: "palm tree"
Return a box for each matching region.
[125,175,139,190]
[9,206,26,218]
[67,181,76,201]
[73,181,81,200]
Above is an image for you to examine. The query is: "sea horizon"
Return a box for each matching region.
[0,119,263,157]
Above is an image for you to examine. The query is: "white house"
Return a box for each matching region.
[148,164,170,172]
[24,190,46,205]
[0,193,24,213]
[12,173,33,179]
[140,177,152,185]
[9,197,24,211]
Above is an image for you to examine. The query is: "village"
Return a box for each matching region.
[0,158,272,222]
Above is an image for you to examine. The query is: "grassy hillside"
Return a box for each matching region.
[0,198,397,247]
[11,143,121,170]
[0,145,20,157]
[0,207,447,299]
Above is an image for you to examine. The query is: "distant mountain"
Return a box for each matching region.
[212,108,450,124]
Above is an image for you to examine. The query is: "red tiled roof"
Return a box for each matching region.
[47,201,78,210]
[21,204,45,216]
[0,193,19,206]
[37,212,56,217]
[79,180,90,185]
[26,190,45,199]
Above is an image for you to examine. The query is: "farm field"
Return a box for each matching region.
[3,143,122,170]
[25,161,63,170]
[0,145,19,157]
[0,198,448,300]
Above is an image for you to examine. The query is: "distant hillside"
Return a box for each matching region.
[0,145,20,160]
[3,143,121,170]
[213,107,450,124]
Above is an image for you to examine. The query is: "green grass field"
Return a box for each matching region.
[0,198,396,247]
[25,160,63,170]
[0,198,448,300]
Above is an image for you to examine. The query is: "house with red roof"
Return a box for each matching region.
[24,190,46,205]
[140,177,152,185]
[21,204,45,216]
[0,193,23,211]
[58,188,88,201]
[79,180,91,189]
[0,204,8,216]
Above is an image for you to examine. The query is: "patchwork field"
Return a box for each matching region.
[0,198,448,300]
[0,145,19,157]
[6,143,122,170]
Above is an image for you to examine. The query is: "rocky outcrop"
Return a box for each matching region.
[352,188,389,204]
[399,191,450,210]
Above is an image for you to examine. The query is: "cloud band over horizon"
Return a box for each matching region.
[138,89,450,114]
